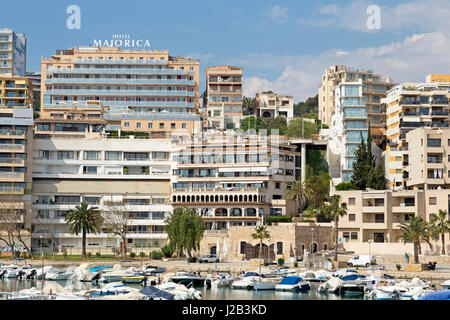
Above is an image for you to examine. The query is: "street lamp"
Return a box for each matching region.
[311,228,314,255]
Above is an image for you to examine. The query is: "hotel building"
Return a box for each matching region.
[40,46,201,135]
[204,66,243,130]
[318,65,394,144]
[31,132,173,254]
[383,76,450,189]
[0,29,26,76]
[0,75,34,250]
[170,132,300,233]
[255,92,294,122]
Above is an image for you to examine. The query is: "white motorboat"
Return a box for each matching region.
[231,272,261,290]
[275,276,310,292]
[157,281,202,300]
[441,279,450,290]
[318,277,344,294]
[338,282,366,296]
[72,263,95,282]
[204,274,234,288]
[101,267,139,283]
[253,279,277,291]
[45,266,76,281]
[35,266,58,280]
[82,282,137,298]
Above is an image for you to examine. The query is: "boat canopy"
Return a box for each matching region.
[341,274,366,281]
[244,272,259,277]
[419,290,450,300]
[89,265,113,273]
[278,276,302,285]
[140,286,174,300]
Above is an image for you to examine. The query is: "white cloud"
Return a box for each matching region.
[297,0,450,33]
[267,5,289,24]
[241,32,450,102]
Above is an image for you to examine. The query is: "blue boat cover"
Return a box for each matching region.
[279,276,302,285]
[89,265,113,272]
[340,274,366,281]
[140,286,175,300]
[419,290,450,300]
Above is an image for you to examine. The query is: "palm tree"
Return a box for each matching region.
[65,202,103,258]
[396,216,433,264]
[251,224,270,268]
[285,180,312,218]
[319,194,347,261]
[430,209,450,255]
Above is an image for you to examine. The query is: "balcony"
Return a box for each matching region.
[47,89,195,97]
[0,130,25,138]
[0,187,24,194]
[45,78,195,86]
[0,158,25,166]
[392,204,416,213]
[47,67,189,76]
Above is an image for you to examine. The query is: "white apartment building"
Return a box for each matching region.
[255,92,294,122]
[31,135,173,254]
[0,29,26,76]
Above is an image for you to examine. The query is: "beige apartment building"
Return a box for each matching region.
[318,65,394,145]
[170,132,300,233]
[204,66,243,130]
[255,92,294,122]
[336,188,450,255]
[383,76,450,189]
[0,75,34,252]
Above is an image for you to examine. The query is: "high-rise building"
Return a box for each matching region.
[204,66,243,130]
[0,75,34,252]
[41,46,201,134]
[255,92,294,122]
[383,75,450,189]
[0,29,26,76]
[318,65,394,145]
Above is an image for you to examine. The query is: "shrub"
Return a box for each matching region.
[396,264,401,271]
[370,261,377,265]
[161,245,173,258]
[139,252,145,258]
[300,219,315,223]
[335,182,355,191]
[187,256,197,263]
[277,258,285,265]
[265,216,292,226]
[14,251,21,258]
[130,252,136,258]
[63,251,68,258]
[87,252,92,258]
[294,262,298,268]
[150,251,163,260]
[95,252,101,257]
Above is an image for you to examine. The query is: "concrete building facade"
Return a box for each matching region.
[0,29,26,76]
[255,92,294,122]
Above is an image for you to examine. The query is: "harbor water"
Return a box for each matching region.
[0,278,363,300]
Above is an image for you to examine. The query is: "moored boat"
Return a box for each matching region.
[275,276,310,292]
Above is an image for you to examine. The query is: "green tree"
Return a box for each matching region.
[396,216,433,263]
[430,209,450,255]
[251,224,270,266]
[305,173,330,209]
[318,195,348,261]
[285,180,313,217]
[285,118,319,138]
[242,97,256,115]
[65,202,103,258]
[165,207,204,258]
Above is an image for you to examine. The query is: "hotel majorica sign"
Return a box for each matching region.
[92,34,151,49]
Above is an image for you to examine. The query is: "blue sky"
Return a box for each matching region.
[1,0,449,101]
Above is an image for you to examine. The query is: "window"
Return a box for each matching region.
[276,242,283,255]
[348,197,355,205]
[148,122,153,129]
[429,197,437,205]
[124,122,130,127]
[182,123,186,129]
[159,123,164,129]
[349,214,356,221]
[275,182,280,189]
[83,151,100,160]
[57,151,74,160]
[152,152,169,160]
[171,123,175,129]
[351,232,358,240]
[375,214,384,223]
[105,151,121,160]
[240,241,246,254]
[427,138,441,147]
[343,232,350,240]
[136,122,141,128]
